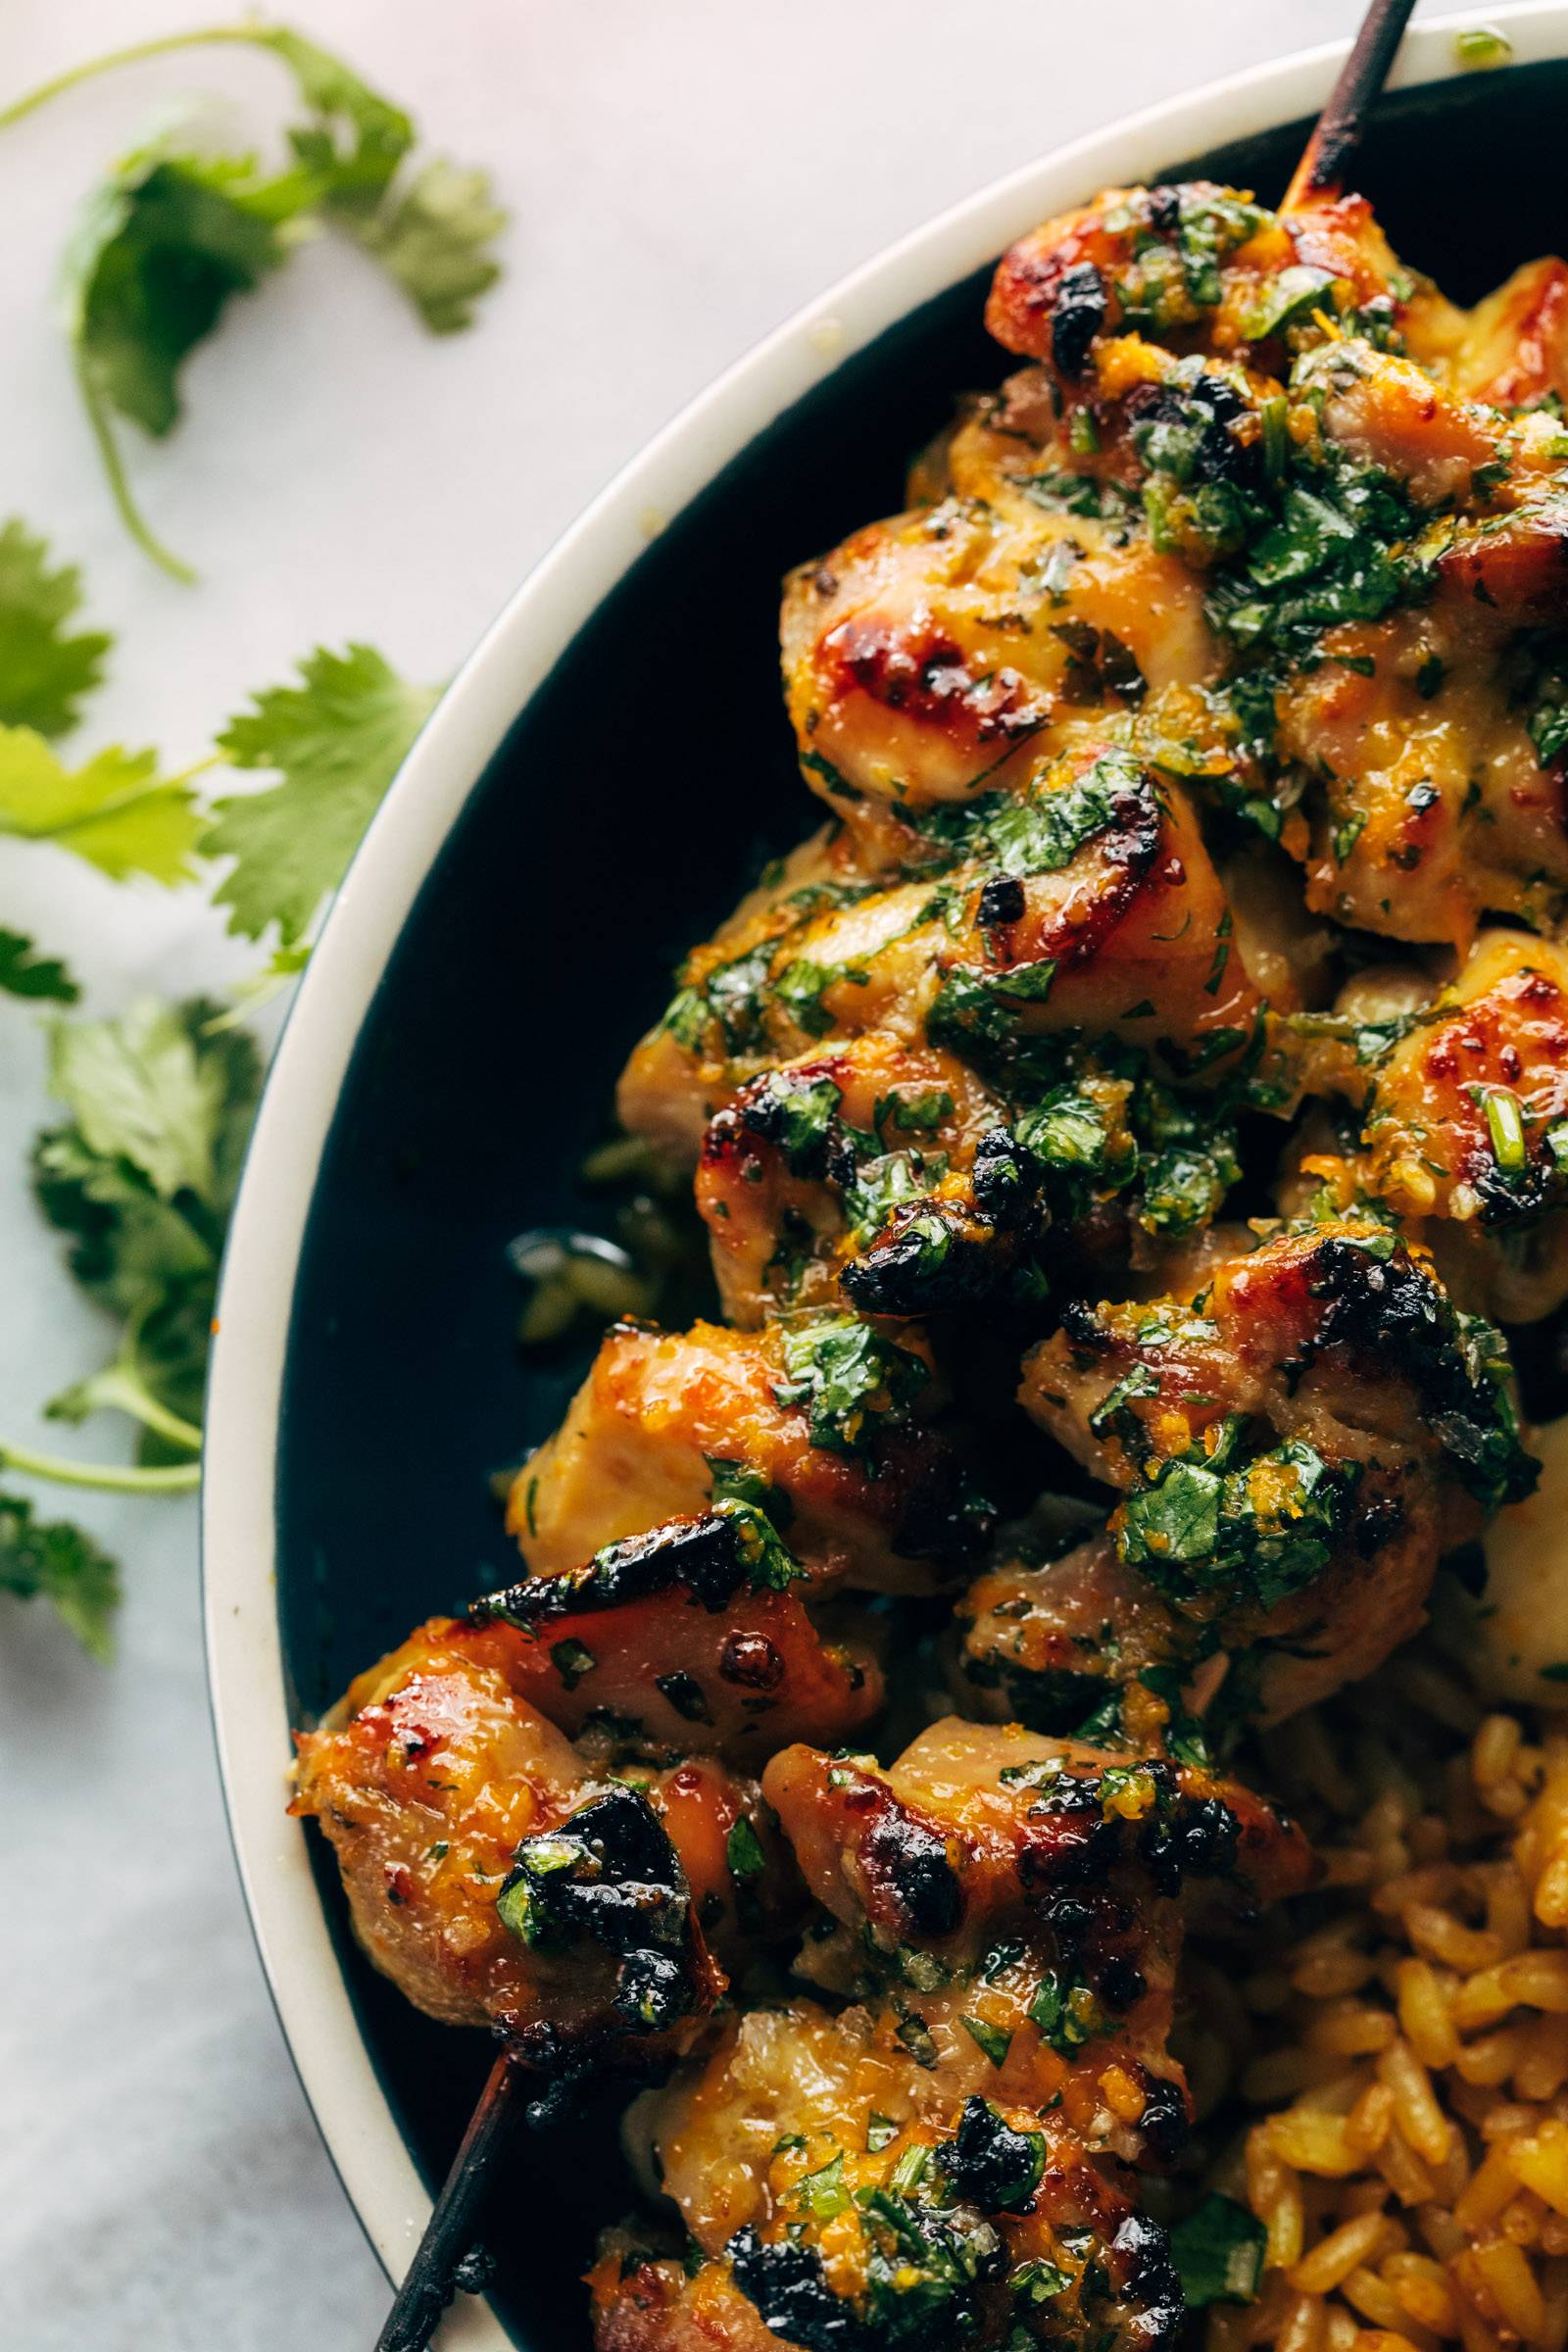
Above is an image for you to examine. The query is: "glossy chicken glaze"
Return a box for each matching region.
[292,167,1568,2352]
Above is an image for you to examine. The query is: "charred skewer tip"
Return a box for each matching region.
[373,2047,523,2352]
[1283,0,1419,212]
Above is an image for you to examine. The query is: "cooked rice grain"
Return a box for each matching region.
[1201,1686,1568,2352]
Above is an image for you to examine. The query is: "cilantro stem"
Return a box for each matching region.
[0,1439,200,1494]
[60,1364,205,1453]
[74,355,197,586]
[0,26,262,130]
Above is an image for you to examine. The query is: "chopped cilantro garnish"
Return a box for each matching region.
[1484,1087,1528,1175]
[725,1817,766,1882]
[772,1313,924,1453]
[1118,1436,1353,1610]
[796,2152,850,2223]
[1168,2193,1266,2309]
[1028,1968,1107,2054]
[549,1637,596,1690]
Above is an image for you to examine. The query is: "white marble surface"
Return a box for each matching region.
[0,1,1377,2342]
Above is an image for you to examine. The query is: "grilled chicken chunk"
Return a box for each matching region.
[1288,932,1568,1322]
[986,181,1414,395]
[291,1617,780,2062]
[780,483,1213,835]
[509,1315,990,1596]
[592,1718,1305,2352]
[471,1507,883,1761]
[1017,1216,1535,1720]
[618,741,1270,1174]
[695,1030,1248,1327]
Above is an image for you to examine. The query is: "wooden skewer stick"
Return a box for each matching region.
[1283,0,1419,212]
[373,2047,524,2352]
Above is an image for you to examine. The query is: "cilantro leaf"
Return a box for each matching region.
[0,1491,121,1659]
[1168,2193,1266,2309]
[262,26,414,214]
[0,519,111,737]
[0,929,78,1004]
[203,645,438,945]
[771,1313,926,1453]
[34,998,261,1458]
[66,143,304,437]
[48,997,229,1200]
[0,725,202,883]
[355,158,506,333]
[8,26,504,572]
[64,139,315,578]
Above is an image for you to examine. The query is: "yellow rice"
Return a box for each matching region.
[1183,1656,1568,2352]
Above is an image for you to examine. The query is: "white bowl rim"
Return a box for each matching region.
[202,5,1568,2331]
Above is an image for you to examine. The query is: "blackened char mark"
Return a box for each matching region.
[859,1795,966,1940]
[843,1206,1012,1317]
[473,1510,750,1629]
[497,1786,717,2038]
[1138,1790,1240,1897]
[1111,2210,1187,2352]
[936,2095,1047,2213]
[1134,2069,1191,2169]
[984,762,1165,984]
[1051,262,1109,378]
[727,2230,869,2352]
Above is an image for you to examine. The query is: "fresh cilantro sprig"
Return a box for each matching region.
[2,23,506,576]
[19,995,261,1478]
[0,578,434,1652]
[202,643,439,946]
[0,520,438,972]
[0,997,261,1654]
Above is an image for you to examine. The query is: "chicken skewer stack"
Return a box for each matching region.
[301,20,1568,2346]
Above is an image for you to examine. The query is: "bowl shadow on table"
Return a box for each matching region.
[275,62,1568,2347]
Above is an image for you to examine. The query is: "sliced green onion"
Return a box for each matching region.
[1485,1088,1527,1173]
[960,2014,1012,2068]
[1454,25,1513,69]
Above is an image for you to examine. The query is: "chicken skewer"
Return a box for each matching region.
[345,9,1544,2341]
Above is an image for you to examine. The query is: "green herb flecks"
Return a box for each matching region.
[1168,2193,1267,2309]
[1118,1436,1355,1611]
[772,1313,925,1454]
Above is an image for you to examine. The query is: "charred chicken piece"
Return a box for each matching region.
[1291,931,1568,1322]
[780,476,1214,836]
[956,1529,1197,1741]
[617,741,1270,1173]
[1018,1216,1536,1720]
[695,1028,1249,1327]
[1256,341,1568,946]
[508,1314,991,1596]
[763,1719,1306,2160]
[985,180,1415,395]
[471,1506,883,1760]
[591,1717,1305,2352]
[291,1616,788,2064]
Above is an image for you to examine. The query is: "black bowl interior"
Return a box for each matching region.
[272,60,1568,2344]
